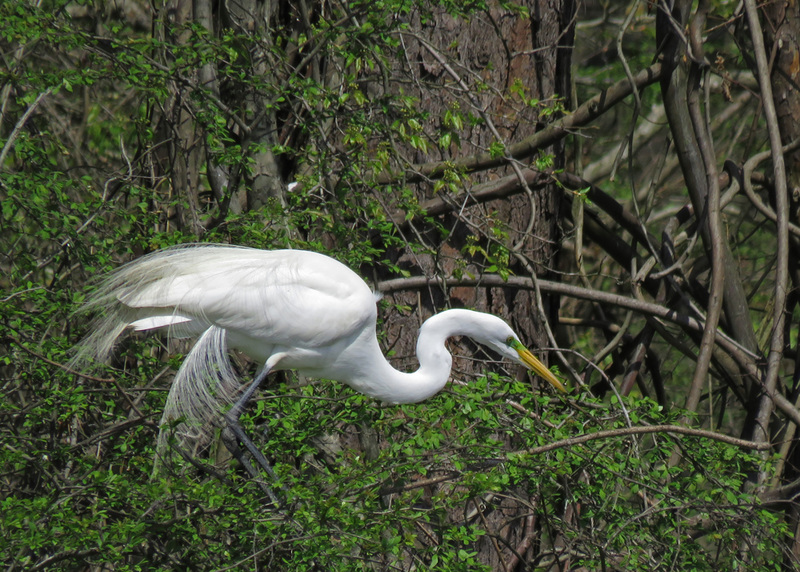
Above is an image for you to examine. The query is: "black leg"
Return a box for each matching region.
[221,367,284,503]
[221,426,280,504]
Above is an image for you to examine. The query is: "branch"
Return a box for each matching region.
[377,273,800,427]
[659,4,759,359]
[685,1,724,420]
[740,138,800,238]
[6,335,114,383]
[391,167,657,259]
[374,63,662,185]
[555,171,657,251]
[515,424,771,456]
[376,274,754,360]
[743,0,791,450]
[0,87,52,167]
[380,424,770,496]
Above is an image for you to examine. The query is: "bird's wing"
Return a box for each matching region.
[116,247,377,349]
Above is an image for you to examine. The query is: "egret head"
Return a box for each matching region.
[474,317,566,394]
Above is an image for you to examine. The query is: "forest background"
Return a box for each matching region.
[3,0,800,569]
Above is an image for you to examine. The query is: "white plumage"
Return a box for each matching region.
[74,244,565,449]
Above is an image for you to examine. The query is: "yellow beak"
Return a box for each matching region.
[516,345,567,393]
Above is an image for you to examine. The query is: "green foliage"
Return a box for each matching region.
[1,359,789,570]
[1,0,796,569]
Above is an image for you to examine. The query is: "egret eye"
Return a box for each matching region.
[506,335,516,347]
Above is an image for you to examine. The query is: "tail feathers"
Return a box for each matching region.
[157,326,241,455]
[69,303,140,371]
[71,244,206,369]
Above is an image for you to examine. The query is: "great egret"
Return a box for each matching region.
[74,244,564,486]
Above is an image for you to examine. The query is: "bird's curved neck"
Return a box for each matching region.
[349,310,484,404]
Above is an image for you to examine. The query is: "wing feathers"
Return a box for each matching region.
[73,244,377,366]
[129,315,192,332]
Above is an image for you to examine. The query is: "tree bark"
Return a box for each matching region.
[375,2,574,567]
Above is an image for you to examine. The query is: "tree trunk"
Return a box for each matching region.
[375,2,574,566]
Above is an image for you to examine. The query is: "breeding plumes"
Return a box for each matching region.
[74,244,565,486]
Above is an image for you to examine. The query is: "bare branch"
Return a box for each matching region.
[743,0,792,453]
[374,63,663,185]
[0,87,52,167]
[516,424,771,456]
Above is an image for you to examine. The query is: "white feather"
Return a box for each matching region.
[73,243,564,459]
[129,315,192,332]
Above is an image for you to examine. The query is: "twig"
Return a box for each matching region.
[740,138,800,238]
[0,87,53,167]
[378,424,769,498]
[6,335,114,383]
[515,424,771,456]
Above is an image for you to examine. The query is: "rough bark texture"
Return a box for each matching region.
[385,0,571,358]
[375,2,574,566]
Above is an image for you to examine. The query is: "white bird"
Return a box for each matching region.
[74,244,565,485]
